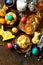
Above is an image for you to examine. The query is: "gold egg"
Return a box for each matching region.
[12,27,18,33]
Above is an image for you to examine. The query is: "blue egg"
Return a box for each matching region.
[31,47,38,55]
[13,44,19,50]
[5,0,12,5]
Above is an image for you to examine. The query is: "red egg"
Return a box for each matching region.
[21,16,27,23]
[6,43,13,49]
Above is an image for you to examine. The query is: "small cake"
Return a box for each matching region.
[19,11,42,35]
[5,12,17,26]
[14,34,32,53]
[17,35,30,49]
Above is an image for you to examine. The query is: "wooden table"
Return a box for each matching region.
[0,0,43,65]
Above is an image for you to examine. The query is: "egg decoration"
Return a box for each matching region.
[5,0,15,7]
[31,47,38,55]
[20,16,27,23]
[12,27,18,33]
[13,44,19,50]
[5,0,13,5]
[7,14,14,21]
[6,43,13,49]
[0,18,6,24]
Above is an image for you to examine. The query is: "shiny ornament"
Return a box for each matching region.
[13,44,19,50]
[12,27,18,33]
[21,16,27,23]
[5,0,15,7]
[6,43,13,49]
[5,0,13,5]
[7,14,14,21]
[31,47,38,55]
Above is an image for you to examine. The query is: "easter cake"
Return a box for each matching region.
[14,33,32,53]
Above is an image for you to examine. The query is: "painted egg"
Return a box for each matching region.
[5,0,13,5]
[6,43,13,49]
[7,14,14,21]
[13,44,19,50]
[31,47,38,55]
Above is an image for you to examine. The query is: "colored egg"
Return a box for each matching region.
[7,14,14,21]
[12,27,18,33]
[31,47,38,55]
[6,43,13,49]
[21,16,27,23]
[5,0,12,5]
[0,18,6,24]
[13,44,19,50]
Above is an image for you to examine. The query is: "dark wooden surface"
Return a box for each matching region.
[0,0,43,65]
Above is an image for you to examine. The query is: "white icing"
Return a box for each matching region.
[16,0,41,12]
[16,0,27,12]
